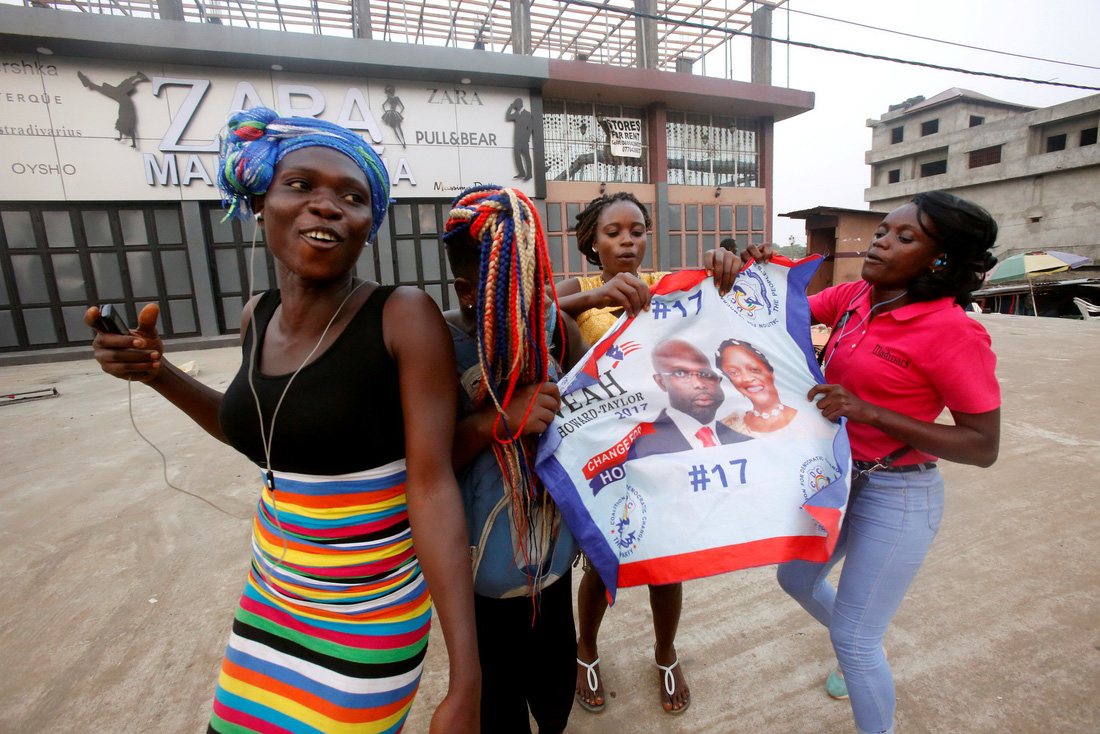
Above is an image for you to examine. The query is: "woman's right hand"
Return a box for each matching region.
[742,243,776,264]
[84,303,164,384]
[496,381,561,439]
[590,272,652,317]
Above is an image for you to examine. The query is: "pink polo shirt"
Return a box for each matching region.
[810,281,1000,464]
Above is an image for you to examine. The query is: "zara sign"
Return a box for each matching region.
[0,52,536,202]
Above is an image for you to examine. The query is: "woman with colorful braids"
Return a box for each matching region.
[745,190,1001,734]
[443,185,586,733]
[556,191,741,715]
[85,107,479,733]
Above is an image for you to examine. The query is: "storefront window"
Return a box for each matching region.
[543,100,649,183]
[666,112,760,188]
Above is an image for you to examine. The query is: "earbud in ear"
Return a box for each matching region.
[255,213,264,222]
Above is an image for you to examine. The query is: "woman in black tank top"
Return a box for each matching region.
[85,108,479,733]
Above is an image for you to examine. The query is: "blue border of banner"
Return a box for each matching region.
[784,256,853,545]
[535,429,624,601]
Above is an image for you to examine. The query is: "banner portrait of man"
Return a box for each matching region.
[536,258,853,601]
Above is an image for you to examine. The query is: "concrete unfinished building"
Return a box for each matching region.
[864,88,1100,262]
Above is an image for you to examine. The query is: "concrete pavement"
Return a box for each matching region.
[1,313,1097,733]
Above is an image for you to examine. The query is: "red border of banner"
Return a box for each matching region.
[618,535,831,588]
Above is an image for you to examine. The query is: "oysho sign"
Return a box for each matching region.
[0,53,536,202]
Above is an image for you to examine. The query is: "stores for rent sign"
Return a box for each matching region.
[601,117,642,158]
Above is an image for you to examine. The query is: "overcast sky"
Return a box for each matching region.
[757,0,1100,247]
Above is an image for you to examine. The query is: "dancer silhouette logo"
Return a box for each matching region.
[77,71,149,148]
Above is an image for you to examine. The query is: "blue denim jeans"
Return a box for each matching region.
[777,466,945,734]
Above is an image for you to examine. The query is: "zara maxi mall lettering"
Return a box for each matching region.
[0,53,535,202]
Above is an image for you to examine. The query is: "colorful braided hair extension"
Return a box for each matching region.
[217,106,390,239]
[444,184,562,593]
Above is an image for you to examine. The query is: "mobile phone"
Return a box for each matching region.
[94,304,129,335]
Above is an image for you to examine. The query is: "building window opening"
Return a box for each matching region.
[920,119,939,136]
[968,145,1002,169]
[543,100,648,183]
[1046,133,1067,152]
[1,203,199,351]
[887,169,900,184]
[890,126,904,144]
[1081,127,1098,146]
[666,112,760,188]
[969,115,985,127]
[920,159,947,177]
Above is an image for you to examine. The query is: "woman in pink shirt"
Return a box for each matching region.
[748,190,1001,734]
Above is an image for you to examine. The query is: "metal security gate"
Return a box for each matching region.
[0,199,459,352]
[198,198,457,334]
[200,203,278,334]
[0,203,200,352]
[381,199,456,310]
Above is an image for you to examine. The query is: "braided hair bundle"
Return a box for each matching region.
[444,185,561,592]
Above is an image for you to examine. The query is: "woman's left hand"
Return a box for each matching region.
[703,248,743,296]
[808,383,877,423]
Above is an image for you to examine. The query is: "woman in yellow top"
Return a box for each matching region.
[557,192,739,715]
[557,192,668,347]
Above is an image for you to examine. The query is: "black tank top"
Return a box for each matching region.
[219,286,406,475]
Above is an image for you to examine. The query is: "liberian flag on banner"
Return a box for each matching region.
[536,257,852,602]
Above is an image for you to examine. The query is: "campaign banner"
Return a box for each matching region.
[535,257,852,602]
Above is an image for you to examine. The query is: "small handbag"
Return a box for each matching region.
[849,445,913,503]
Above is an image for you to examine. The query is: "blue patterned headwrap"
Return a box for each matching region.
[217,107,390,240]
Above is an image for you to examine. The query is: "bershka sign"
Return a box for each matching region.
[0,54,536,201]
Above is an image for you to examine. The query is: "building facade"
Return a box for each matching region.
[864,88,1100,262]
[0,3,812,354]
[780,206,886,295]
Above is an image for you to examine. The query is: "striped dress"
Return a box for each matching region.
[213,287,430,734]
[209,461,431,734]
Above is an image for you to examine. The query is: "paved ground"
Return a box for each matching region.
[1,313,1097,733]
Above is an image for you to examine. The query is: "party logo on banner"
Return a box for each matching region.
[725,266,781,328]
[799,455,842,502]
[609,486,647,558]
[536,258,854,602]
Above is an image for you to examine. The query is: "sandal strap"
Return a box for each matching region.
[656,658,679,697]
[577,657,601,693]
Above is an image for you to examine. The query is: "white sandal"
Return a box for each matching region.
[657,657,691,714]
[576,656,605,713]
